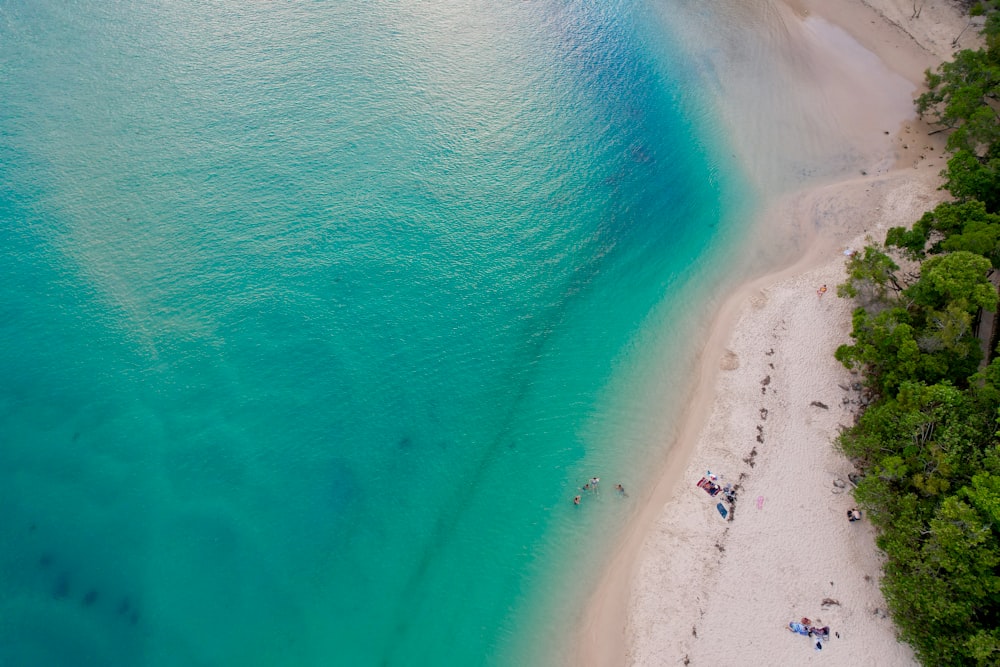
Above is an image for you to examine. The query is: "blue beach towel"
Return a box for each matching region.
[789,622,809,636]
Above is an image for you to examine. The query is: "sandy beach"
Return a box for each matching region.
[575,0,981,665]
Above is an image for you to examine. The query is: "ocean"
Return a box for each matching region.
[0,0,760,664]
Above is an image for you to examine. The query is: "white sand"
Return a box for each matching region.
[574,0,980,665]
[624,175,942,667]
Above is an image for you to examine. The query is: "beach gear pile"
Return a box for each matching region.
[695,471,737,520]
[788,617,833,652]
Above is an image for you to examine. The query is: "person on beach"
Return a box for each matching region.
[817,284,828,297]
[847,508,862,522]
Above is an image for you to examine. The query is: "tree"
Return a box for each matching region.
[835,251,992,392]
[942,148,1000,212]
[905,251,997,313]
[885,495,1000,666]
[837,246,902,309]
[917,45,1000,156]
[917,12,1000,218]
[836,307,922,393]
[887,200,1000,262]
[839,14,1000,664]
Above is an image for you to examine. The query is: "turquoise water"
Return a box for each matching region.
[0,1,752,664]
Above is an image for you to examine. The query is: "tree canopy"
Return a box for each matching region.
[917,12,1000,216]
[835,10,1000,665]
[917,14,1000,157]
[887,200,1000,266]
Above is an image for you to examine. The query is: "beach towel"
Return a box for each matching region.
[697,478,721,496]
[716,503,728,519]
[788,622,809,636]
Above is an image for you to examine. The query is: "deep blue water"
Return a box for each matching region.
[0,1,752,664]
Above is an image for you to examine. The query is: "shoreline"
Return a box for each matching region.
[573,0,977,664]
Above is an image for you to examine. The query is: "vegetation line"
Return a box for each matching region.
[836,9,1000,665]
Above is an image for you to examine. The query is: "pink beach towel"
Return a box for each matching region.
[756,495,764,510]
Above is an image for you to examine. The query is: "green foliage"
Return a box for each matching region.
[840,381,980,492]
[917,47,1000,155]
[883,493,1000,666]
[835,251,990,394]
[845,396,1000,664]
[966,469,1000,524]
[987,12,1000,48]
[974,355,1000,411]
[836,245,901,307]
[918,13,1000,219]
[906,251,997,312]
[837,312,1000,666]
[888,200,1000,265]
[885,221,933,260]
[967,629,1000,665]
[942,148,1000,213]
[942,217,1000,265]
[837,308,921,393]
[838,20,1000,664]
